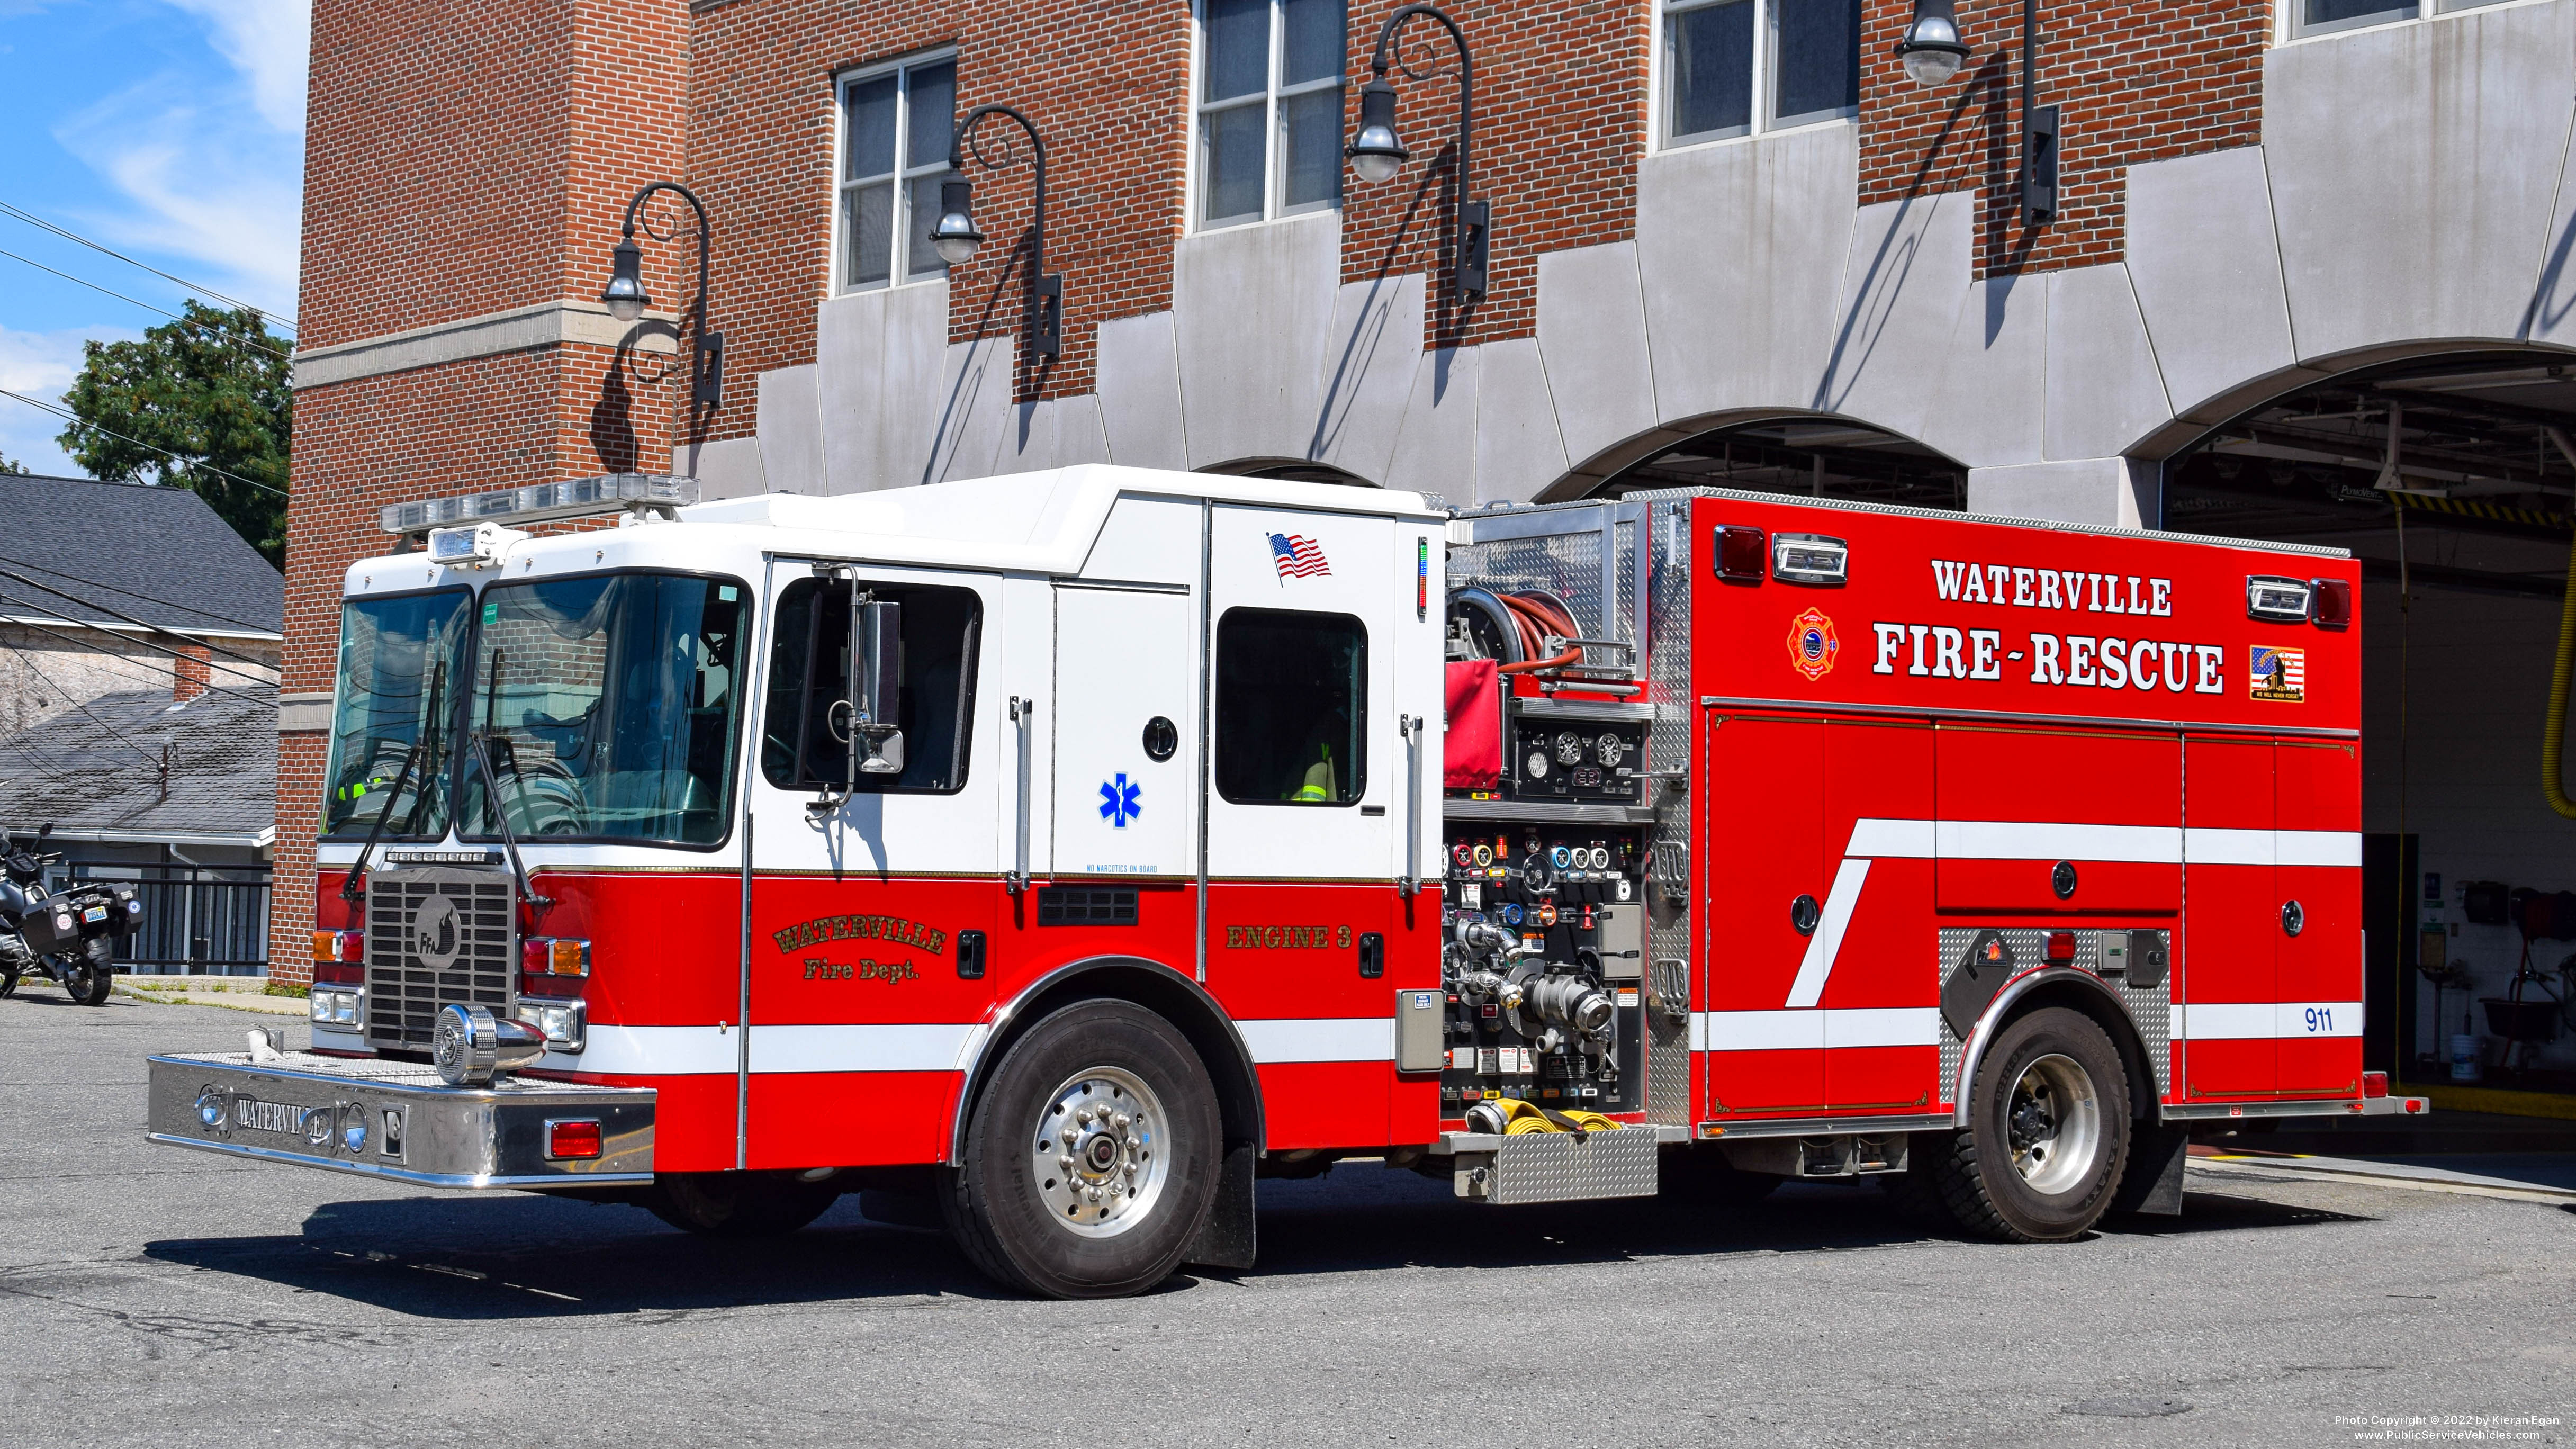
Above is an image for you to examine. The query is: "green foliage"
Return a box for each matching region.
[57,301,291,565]
[0,453,26,475]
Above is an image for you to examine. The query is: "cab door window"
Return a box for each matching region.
[1214,608,1366,805]
[762,579,981,794]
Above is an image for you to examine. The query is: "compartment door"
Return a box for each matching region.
[1700,714,1827,1115]
[1050,585,1200,881]
[1820,719,1940,1112]
[2182,737,2275,1097]
[2275,740,2363,1095]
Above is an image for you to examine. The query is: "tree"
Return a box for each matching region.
[0,454,26,475]
[57,301,291,565]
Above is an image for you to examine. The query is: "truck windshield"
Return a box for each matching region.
[322,589,472,839]
[460,572,747,847]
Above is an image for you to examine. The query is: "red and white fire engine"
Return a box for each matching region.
[148,465,2424,1297]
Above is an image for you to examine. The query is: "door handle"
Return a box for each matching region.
[1007,697,1035,893]
[1397,714,1424,896]
[1358,932,1385,979]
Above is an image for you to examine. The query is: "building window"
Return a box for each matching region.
[1196,0,1345,229]
[1214,608,1365,805]
[1661,0,1858,148]
[2287,0,2505,40]
[837,55,957,292]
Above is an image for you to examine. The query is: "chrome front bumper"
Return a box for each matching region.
[147,1051,654,1189]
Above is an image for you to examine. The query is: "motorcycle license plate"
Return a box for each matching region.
[82,906,107,923]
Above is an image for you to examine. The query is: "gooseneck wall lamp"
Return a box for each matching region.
[1893,0,2059,224]
[930,104,1062,359]
[1345,3,1488,296]
[600,181,724,408]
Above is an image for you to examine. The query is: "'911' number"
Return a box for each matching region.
[2302,1005,2335,1034]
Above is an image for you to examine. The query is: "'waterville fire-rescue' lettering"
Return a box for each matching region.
[772,914,947,957]
[1861,559,2230,695]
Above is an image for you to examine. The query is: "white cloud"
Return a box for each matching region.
[42,1,309,320]
[0,325,140,477]
[159,0,310,135]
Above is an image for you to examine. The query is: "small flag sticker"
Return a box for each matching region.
[2250,645,2305,703]
[1267,532,1331,580]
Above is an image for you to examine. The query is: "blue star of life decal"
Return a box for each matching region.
[1099,773,1142,829]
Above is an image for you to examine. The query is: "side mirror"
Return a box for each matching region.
[849,596,904,777]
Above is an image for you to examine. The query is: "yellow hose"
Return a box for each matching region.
[2545,522,2576,818]
[1486,1097,1622,1135]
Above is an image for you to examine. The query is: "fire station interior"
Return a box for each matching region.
[1598,417,1968,508]
[2155,349,2576,1096]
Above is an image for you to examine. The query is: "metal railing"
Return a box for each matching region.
[65,867,272,975]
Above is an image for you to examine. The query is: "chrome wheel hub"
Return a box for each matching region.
[1032,1066,1168,1238]
[2005,1052,2101,1195]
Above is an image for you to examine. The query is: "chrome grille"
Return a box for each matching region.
[365,866,515,1050]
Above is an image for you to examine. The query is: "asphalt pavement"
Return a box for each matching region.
[4,987,2573,1448]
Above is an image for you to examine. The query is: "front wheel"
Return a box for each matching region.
[60,940,114,1006]
[940,999,1221,1298]
[1932,1007,2131,1241]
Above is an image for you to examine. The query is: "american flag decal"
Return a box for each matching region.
[2249,645,2306,702]
[1267,532,1331,579]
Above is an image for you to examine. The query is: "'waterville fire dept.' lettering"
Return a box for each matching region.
[772,914,948,957]
[1863,559,2231,695]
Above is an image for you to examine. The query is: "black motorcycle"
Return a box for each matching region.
[0,829,143,1006]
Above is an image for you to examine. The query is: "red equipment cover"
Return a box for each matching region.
[1444,659,1500,789]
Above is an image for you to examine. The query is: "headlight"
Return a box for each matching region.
[310,988,362,1027]
[309,993,332,1023]
[515,1000,585,1052]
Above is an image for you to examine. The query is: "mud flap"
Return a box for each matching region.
[2111,1122,2188,1217]
[1183,1138,1257,1271]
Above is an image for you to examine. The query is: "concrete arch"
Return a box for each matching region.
[1536,408,1970,506]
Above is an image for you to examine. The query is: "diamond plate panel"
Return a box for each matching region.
[1644,502,1694,1125]
[1935,928,2170,1102]
[1450,531,1606,643]
[1476,1126,1661,1204]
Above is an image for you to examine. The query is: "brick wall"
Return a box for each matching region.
[1857,0,2266,276]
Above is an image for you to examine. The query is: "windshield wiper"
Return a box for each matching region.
[340,660,445,903]
[473,643,552,914]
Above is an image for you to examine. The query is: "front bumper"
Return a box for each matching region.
[147,1051,654,1189]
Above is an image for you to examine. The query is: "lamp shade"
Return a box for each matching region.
[1894,0,1970,87]
[600,237,651,322]
[1344,80,1409,184]
[928,178,985,265]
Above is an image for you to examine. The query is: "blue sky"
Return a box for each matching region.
[0,0,304,476]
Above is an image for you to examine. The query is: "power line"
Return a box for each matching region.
[0,574,283,686]
[0,636,166,767]
[0,249,295,363]
[0,606,275,709]
[0,553,281,637]
[0,390,289,499]
[0,199,296,333]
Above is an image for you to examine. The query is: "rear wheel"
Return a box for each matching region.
[940,999,1221,1299]
[1932,1007,2131,1241]
[61,940,114,1006]
[645,1172,840,1237]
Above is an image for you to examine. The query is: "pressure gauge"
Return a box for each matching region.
[1555,731,1585,766]
[1525,750,1550,780]
[1596,733,1627,767]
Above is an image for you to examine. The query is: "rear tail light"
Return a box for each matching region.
[1716,526,1767,582]
[544,1118,602,1160]
[2362,1070,2388,1099]
[2046,931,2076,963]
[522,937,591,978]
[2310,577,2353,629]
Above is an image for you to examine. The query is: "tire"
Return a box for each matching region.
[1660,1145,1781,1205]
[0,967,19,998]
[62,941,114,1006]
[1931,1007,2131,1242]
[939,999,1221,1299]
[645,1171,840,1237]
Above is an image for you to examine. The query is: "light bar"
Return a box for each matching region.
[379,473,699,535]
[2246,575,2313,623]
[1772,533,1850,586]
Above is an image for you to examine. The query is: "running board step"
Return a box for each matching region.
[1443,1126,1659,1204]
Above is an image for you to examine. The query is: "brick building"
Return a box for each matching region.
[283,0,2576,1082]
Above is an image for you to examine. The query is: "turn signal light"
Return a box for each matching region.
[1716,526,1767,582]
[2362,1070,2388,1099]
[2310,577,2353,629]
[545,1119,602,1160]
[2046,931,2076,962]
[311,929,364,964]
[522,937,591,977]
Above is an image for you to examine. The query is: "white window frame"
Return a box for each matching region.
[1653,0,1859,152]
[1189,0,1344,232]
[830,48,959,295]
[2280,0,2521,42]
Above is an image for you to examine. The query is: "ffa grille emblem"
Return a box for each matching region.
[1786,608,1840,681]
[410,893,461,971]
[2250,645,2306,703]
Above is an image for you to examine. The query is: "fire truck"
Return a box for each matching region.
[146,465,2424,1298]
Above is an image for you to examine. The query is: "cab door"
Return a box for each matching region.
[1049,580,1199,937]
[1201,504,1402,1148]
[741,561,1001,1170]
